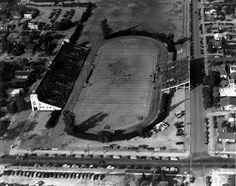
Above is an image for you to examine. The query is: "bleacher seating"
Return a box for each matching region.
[35,43,89,108]
[161,58,189,88]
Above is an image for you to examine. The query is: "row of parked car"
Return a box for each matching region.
[205,118,210,144]
[0,183,28,186]
[63,9,75,20]
[49,8,62,23]
[175,121,185,136]
[25,2,89,8]
[2,169,105,181]
[15,150,180,161]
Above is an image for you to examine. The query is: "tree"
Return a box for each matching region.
[55,19,73,31]
[7,101,17,114]
[101,19,113,39]
[12,43,25,56]
[202,86,212,109]
[97,131,112,142]
[63,110,75,135]
[209,71,221,88]
[203,75,210,86]
[0,119,10,137]
[15,95,26,112]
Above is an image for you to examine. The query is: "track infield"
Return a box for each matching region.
[73,37,160,132]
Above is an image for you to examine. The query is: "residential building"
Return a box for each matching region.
[7,88,24,98]
[220,97,236,111]
[24,8,39,19]
[28,22,38,30]
[15,69,34,80]
[219,86,236,97]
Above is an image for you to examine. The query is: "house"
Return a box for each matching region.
[219,86,236,97]
[28,22,38,30]
[0,1,8,11]
[220,97,236,111]
[230,65,236,74]
[24,8,39,19]
[7,88,24,98]
[11,10,22,19]
[15,69,34,80]
[211,39,222,49]
[217,115,236,142]
[227,113,236,123]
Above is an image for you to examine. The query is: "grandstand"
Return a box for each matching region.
[160,57,190,89]
[30,43,89,111]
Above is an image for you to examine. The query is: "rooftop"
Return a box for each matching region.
[220,97,236,107]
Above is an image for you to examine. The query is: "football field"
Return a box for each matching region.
[73,37,159,132]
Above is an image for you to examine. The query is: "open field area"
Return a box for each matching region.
[74,37,157,132]
[79,0,185,42]
[0,174,136,186]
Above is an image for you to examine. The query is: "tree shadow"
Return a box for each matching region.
[169,100,185,111]
[23,121,38,133]
[75,112,109,132]
[4,121,26,140]
[26,133,38,140]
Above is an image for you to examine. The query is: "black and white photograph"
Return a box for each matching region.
[0,0,235,185]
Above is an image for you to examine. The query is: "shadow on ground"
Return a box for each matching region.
[4,121,26,140]
[170,99,185,111]
[23,121,38,133]
[75,112,108,132]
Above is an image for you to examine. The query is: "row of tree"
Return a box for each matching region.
[202,71,221,109]
[70,2,95,44]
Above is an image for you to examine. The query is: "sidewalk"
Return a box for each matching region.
[10,147,190,159]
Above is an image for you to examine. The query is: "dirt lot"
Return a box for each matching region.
[80,0,184,42]
[73,37,157,132]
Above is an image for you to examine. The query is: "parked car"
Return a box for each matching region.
[160,146,166,150]
[174,110,185,118]
[176,142,184,145]
[170,167,179,174]
[106,165,115,169]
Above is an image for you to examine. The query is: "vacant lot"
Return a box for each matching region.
[79,0,184,46]
[74,36,158,132]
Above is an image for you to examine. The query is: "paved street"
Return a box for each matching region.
[190,85,208,159]
[190,0,208,159]
[191,0,202,59]
[0,156,235,170]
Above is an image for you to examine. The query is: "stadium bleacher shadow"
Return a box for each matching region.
[75,112,109,132]
[190,58,205,89]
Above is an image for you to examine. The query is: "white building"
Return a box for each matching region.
[219,86,236,97]
[230,65,236,74]
[28,22,38,30]
[24,14,32,19]
[7,88,24,98]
